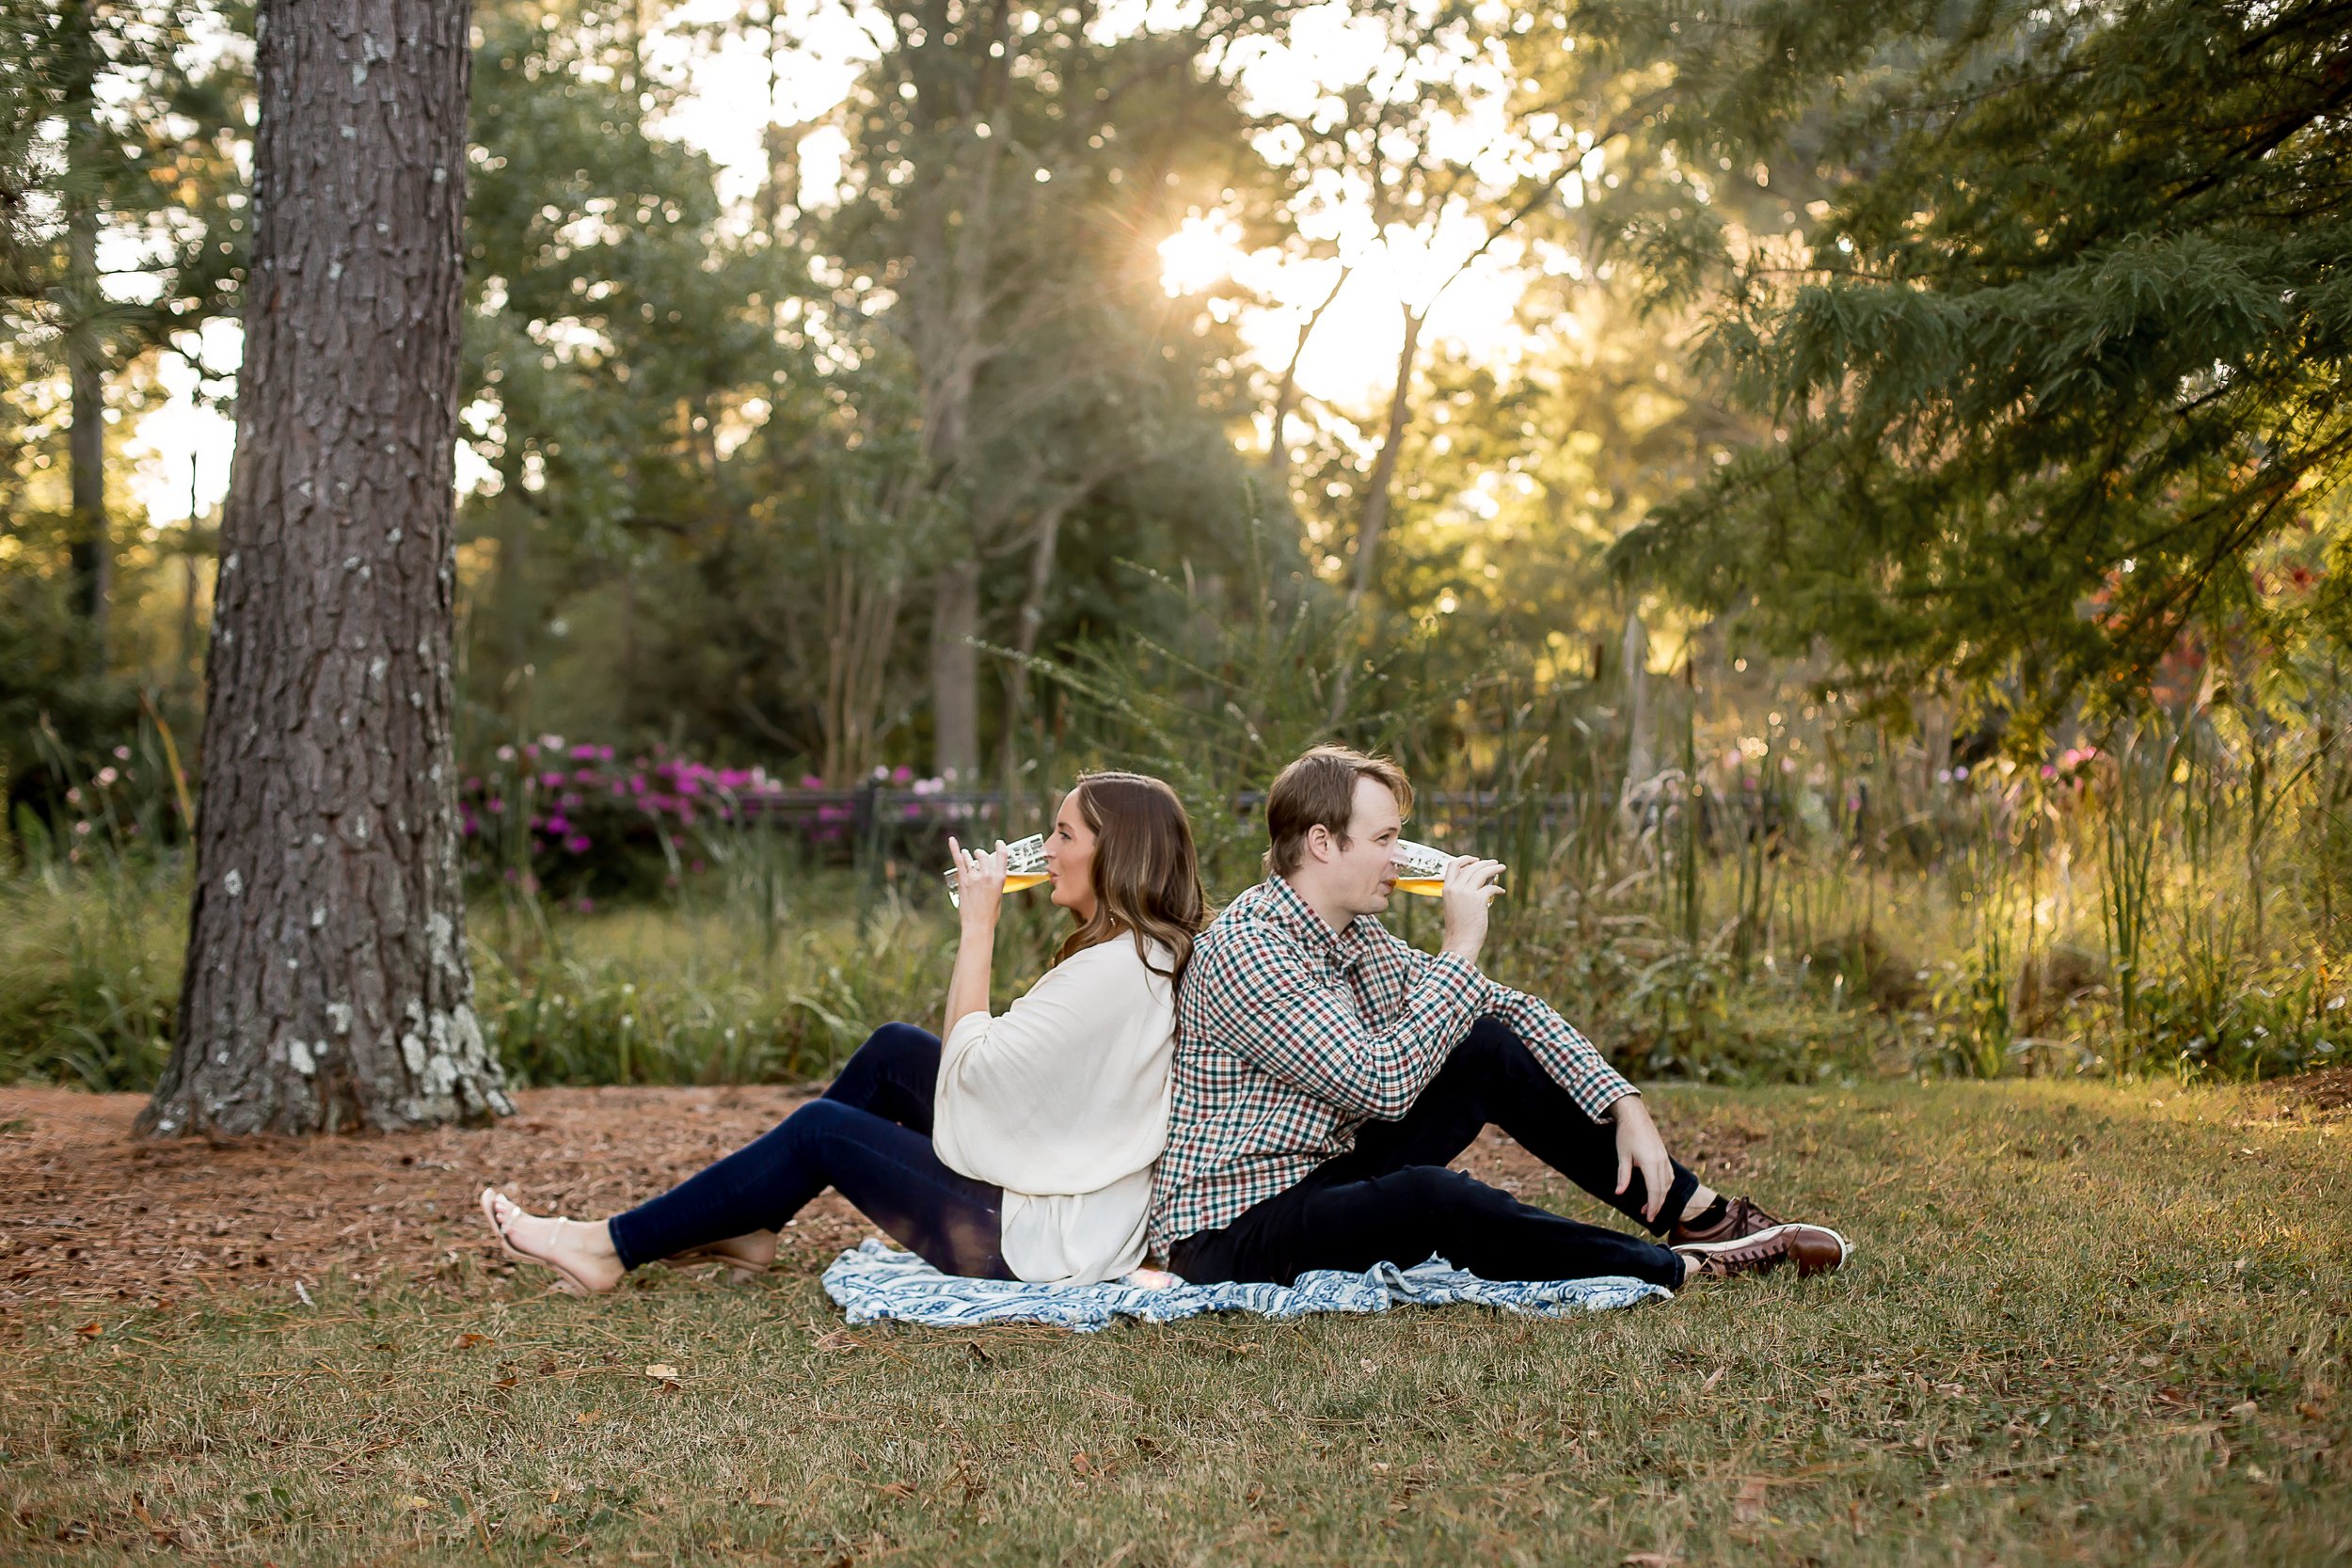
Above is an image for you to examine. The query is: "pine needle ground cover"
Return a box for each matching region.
[4,1080,2347,1566]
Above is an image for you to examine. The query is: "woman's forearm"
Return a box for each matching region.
[942,915,996,1038]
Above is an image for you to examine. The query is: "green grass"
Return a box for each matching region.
[6,1080,2346,1565]
[0,868,1071,1093]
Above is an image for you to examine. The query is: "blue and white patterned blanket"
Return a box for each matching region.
[820,1239,1671,1332]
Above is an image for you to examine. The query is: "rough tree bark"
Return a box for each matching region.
[142,0,509,1136]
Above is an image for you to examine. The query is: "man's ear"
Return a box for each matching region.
[1304,822,1335,864]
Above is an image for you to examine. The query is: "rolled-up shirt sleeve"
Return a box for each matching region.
[1483,977,1636,1121]
[1191,925,1486,1120]
[1375,929,1634,1123]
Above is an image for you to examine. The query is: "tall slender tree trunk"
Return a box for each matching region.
[1618,610,1654,803]
[1263,264,1352,492]
[1327,306,1424,723]
[66,285,108,657]
[929,556,980,783]
[1346,307,1424,613]
[144,0,509,1136]
[59,0,109,670]
[1000,474,1108,777]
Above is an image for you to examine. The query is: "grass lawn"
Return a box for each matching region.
[4,1078,2346,1566]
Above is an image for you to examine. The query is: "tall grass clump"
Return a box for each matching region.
[1013,513,2347,1087]
[0,714,194,1090]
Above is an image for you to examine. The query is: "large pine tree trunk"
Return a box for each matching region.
[143,0,510,1136]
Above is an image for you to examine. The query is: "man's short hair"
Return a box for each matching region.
[1263,745,1414,878]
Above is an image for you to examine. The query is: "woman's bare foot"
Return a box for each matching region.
[670,1230,778,1279]
[480,1188,626,1294]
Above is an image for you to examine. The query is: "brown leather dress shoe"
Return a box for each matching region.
[1672,1222,1850,1282]
[1669,1195,1788,1248]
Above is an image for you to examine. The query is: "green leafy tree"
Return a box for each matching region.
[816,0,1285,780]
[1587,0,2352,734]
[1,0,248,667]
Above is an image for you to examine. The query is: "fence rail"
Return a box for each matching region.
[729,784,1626,850]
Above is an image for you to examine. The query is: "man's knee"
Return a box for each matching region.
[1451,1014,1543,1079]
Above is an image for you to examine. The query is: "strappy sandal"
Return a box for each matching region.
[479,1187,607,1295]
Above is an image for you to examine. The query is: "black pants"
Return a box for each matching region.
[606,1023,1012,1279]
[1168,1016,1694,1291]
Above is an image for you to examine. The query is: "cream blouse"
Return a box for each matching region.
[931,936,1177,1284]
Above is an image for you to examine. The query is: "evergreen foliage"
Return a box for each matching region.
[1593,0,2352,731]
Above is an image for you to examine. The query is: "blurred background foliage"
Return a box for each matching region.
[3,0,2346,1092]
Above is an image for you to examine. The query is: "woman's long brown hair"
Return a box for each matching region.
[1052,771,1209,984]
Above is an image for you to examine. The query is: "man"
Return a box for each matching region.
[1152,745,1847,1291]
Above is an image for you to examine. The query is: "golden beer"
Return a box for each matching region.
[945,832,1052,908]
[1388,839,1501,898]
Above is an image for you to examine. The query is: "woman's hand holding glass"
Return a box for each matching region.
[946,836,1011,928]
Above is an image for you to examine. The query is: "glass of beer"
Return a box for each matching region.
[944,832,1053,908]
[1388,838,1455,898]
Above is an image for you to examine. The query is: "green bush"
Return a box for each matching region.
[0,858,183,1092]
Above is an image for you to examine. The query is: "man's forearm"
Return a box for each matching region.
[1486,984,1636,1120]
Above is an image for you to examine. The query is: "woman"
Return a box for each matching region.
[479,771,1208,1291]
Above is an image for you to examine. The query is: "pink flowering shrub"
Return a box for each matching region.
[459,736,795,892]
[458,738,959,895]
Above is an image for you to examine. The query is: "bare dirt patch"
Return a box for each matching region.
[0,1085,1764,1310]
[0,1085,880,1310]
[2273,1065,2352,1118]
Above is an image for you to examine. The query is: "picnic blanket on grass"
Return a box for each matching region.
[820,1239,1671,1332]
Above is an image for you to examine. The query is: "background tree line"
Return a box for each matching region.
[3,0,2347,1126]
[5,0,1820,803]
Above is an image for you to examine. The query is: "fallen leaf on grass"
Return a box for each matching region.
[72,1322,102,1338]
[814,1330,863,1354]
[644,1364,679,1384]
[400,1496,431,1512]
[1732,1477,1772,1525]
[453,1332,492,1349]
[575,1410,603,1426]
[1619,1554,1680,1566]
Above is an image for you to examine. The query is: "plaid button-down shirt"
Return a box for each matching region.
[1149,875,1637,1256]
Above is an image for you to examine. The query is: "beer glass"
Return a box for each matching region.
[945,832,1052,908]
[1387,838,1454,898]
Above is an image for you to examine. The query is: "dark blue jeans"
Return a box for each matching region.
[606,1022,1013,1279]
[1168,1016,1695,1290]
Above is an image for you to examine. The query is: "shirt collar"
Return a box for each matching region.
[1260,874,1375,958]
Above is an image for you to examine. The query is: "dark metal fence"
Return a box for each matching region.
[733,784,1613,864]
